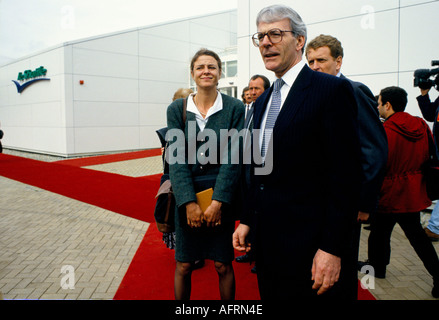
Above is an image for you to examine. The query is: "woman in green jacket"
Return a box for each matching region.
[167,49,244,300]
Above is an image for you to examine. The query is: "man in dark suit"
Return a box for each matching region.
[233,4,362,300]
[305,34,388,298]
[244,75,271,124]
[236,74,270,270]
[242,87,252,119]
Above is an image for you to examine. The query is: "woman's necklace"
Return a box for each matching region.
[194,95,208,117]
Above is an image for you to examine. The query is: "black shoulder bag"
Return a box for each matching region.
[153,99,187,233]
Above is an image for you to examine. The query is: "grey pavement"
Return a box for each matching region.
[358,208,439,300]
[0,149,162,300]
[0,149,438,300]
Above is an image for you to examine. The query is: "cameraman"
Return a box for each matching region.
[417,87,439,241]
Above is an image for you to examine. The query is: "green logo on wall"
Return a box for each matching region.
[13,66,50,93]
[17,66,47,81]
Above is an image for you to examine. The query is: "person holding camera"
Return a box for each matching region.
[359,86,439,298]
[417,85,439,241]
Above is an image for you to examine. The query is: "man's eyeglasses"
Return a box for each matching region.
[252,28,295,47]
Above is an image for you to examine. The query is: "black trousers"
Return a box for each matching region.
[368,212,439,280]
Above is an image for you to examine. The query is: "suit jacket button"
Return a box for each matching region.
[260,184,264,191]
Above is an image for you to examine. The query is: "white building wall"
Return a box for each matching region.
[68,10,237,156]
[0,46,68,155]
[0,10,237,157]
[237,0,439,119]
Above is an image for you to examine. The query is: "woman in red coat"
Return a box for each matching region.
[360,86,439,298]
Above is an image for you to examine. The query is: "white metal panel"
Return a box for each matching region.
[139,56,188,82]
[138,33,191,62]
[73,126,140,154]
[399,1,439,71]
[72,48,139,79]
[73,101,139,127]
[72,74,138,103]
[306,10,399,77]
[139,102,168,127]
[139,79,185,104]
[71,31,139,56]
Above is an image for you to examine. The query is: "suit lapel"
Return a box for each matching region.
[252,65,314,157]
[254,65,314,130]
[273,65,313,136]
[244,105,254,129]
[253,87,273,131]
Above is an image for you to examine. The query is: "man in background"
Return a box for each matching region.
[362,86,439,298]
[306,34,388,298]
[241,87,253,119]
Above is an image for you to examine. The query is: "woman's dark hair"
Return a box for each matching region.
[190,48,222,72]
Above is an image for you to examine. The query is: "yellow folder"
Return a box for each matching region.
[196,188,213,212]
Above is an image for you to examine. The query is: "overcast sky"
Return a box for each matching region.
[0,0,237,66]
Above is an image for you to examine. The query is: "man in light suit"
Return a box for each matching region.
[233,5,362,300]
[306,34,388,298]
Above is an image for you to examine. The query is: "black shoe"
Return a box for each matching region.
[235,254,253,263]
[357,260,386,278]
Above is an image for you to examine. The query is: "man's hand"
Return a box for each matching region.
[420,88,430,96]
[311,249,341,295]
[357,211,370,223]
[233,223,251,252]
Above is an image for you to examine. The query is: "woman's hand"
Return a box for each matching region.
[185,202,204,228]
[203,200,222,227]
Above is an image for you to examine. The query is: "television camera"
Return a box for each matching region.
[414,60,439,91]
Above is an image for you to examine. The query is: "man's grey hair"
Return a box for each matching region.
[256,4,307,52]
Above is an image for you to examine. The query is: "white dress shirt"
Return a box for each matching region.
[186,91,222,131]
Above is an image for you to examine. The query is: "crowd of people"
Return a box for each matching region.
[161,4,439,300]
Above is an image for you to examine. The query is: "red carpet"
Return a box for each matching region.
[0,151,375,300]
[0,153,160,222]
[113,222,261,300]
[53,149,162,167]
[114,221,374,300]
[358,281,376,300]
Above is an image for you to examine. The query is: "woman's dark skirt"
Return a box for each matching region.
[174,204,235,264]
